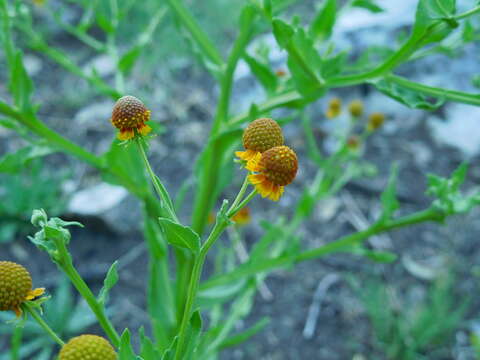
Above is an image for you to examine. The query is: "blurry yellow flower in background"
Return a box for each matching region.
[236,118,284,162]
[326,97,342,119]
[110,95,152,141]
[0,261,45,317]
[246,146,298,201]
[232,207,251,225]
[367,112,386,132]
[348,100,364,117]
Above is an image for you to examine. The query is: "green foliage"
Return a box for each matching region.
[355,275,468,360]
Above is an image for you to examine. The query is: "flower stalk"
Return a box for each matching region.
[22,303,65,347]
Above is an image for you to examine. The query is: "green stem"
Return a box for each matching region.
[165,0,224,68]
[454,6,480,20]
[174,183,257,359]
[23,303,65,347]
[10,325,22,360]
[387,74,480,106]
[200,208,444,289]
[191,12,255,234]
[136,137,179,222]
[52,238,121,347]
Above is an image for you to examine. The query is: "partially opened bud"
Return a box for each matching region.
[246,145,298,201]
[236,118,284,161]
[0,261,45,317]
[59,335,117,360]
[110,95,151,141]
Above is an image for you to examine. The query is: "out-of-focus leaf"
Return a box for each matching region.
[0,143,55,174]
[98,261,119,306]
[309,0,336,41]
[158,218,200,253]
[197,279,247,308]
[351,0,384,13]
[140,327,162,360]
[379,165,400,223]
[118,329,140,360]
[9,51,34,110]
[184,311,203,359]
[371,77,445,110]
[218,317,270,349]
[119,46,142,74]
[272,18,294,49]
[244,53,278,94]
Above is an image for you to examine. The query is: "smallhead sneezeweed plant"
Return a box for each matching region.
[1,0,480,358]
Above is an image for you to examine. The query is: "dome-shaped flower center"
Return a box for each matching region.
[59,335,116,360]
[0,261,32,312]
[259,146,298,186]
[243,118,284,153]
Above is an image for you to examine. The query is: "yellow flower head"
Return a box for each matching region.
[235,118,284,162]
[59,335,116,360]
[326,97,342,119]
[232,207,251,225]
[348,100,364,117]
[0,261,45,317]
[110,95,152,141]
[246,145,298,201]
[367,112,385,131]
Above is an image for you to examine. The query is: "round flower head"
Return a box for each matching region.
[235,118,284,162]
[0,261,45,317]
[367,112,385,131]
[326,97,342,119]
[110,95,151,141]
[59,335,116,360]
[348,100,364,117]
[246,146,298,201]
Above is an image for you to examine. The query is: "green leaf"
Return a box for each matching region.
[380,165,400,222]
[118,329,139,360]
[351,0,384,13]
[244,53,278,94]
[119,46,142,75]
[309,0,337,41]
[9,51,34,110]
[219,317,270,349]
[272,18,294,49]
[158,218,201,253]
[0,143,55,174]
[96,13,115,33]
[140,327,162,360]
[371,77,445,110]
[263,0,272,18]
[197,279,247,308]
[184,311,203,359]
[97,261,119,307]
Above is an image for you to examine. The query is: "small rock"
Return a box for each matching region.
[83,55,116,77]
[68,182,128,215]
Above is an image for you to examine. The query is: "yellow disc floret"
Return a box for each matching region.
[236,118,284,161]
[348,100,364,117]
[0,261,45,317]
[326,97,342,119]
[367,112,385,131]
[246,145,298,201]
[110,95,152,141]
[59,335,117,360]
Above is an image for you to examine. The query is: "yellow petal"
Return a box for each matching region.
[26,288,45,300]
[118,129,134,140]
[138,124,152,136]
[248,174,266,185]
[236,149,258,162]
[246,152,263,172]
[268,185,284,201]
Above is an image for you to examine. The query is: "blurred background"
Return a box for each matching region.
[1,0,480,359]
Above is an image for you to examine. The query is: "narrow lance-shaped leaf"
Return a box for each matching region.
[158,218,201,253]
[379,164,400,223]
[97,261,119,307]
[309,0,337,41]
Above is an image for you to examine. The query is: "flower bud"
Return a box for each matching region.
[110,95,151,140]
[59,335,116,360]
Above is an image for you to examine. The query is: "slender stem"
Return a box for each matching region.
[200,208,444,289]
[228,189,258,218]
[51,237,121,347]
[10,325,22,360]
[23,303,65,347]
[454,6,480,20]
[228,176,250,213]
[136,137,179,222]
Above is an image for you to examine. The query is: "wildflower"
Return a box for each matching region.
[232,207,251,225]
[246,146,298,201]
[346,135,361,151]
[275,69,287,77]
[59,334,116,360]
[235,118,284,162]
[326,97,342,119]
[110,95,152,141]
[348,100,364,117]
[0,261,45,317]
[367,112,385,131]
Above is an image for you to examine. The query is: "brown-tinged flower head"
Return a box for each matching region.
[326,97,342,119]
[367,112,385,131]
[348,100,364,117]
[232,207,251,225]
[346,135,361,151]
[235,118,284,161]
[110,95,151,141]
[246,146,298,201]
[0,261,45,317]
[59,335,116,360]
[275,69,287,77]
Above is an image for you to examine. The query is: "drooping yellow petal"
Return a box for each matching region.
[118,129,134,140]
[268,185,284,201]
[235,149,259,162]
[138,123,152,136]
[25,287,45,300]
[246,152,263,172]
[248,174,266,185]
